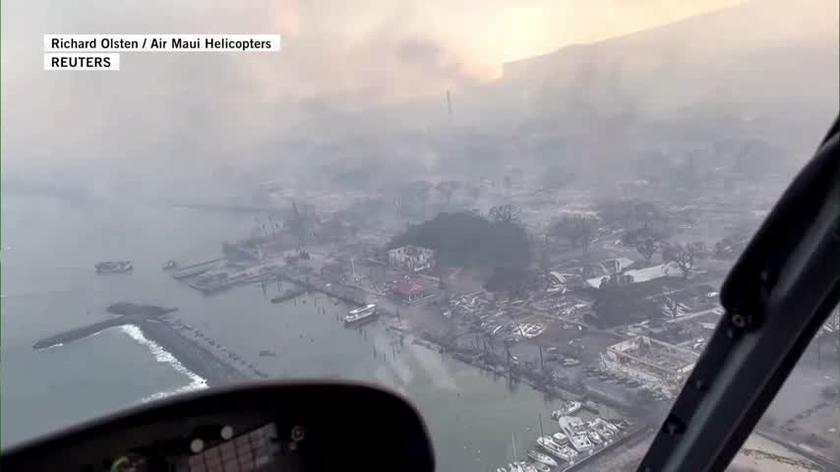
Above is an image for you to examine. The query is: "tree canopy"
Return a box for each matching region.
[622,227,670,264]
[484,266,530,297]
[662,241,706,279]
[548,215,599,253]
[389,211,531,269]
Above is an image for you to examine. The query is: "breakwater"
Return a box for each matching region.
[33,303,178,350]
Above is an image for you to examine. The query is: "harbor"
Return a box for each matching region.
[153,245,660,471]
[13,172,839,470]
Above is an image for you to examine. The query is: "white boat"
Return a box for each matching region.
[551,400,582,419]
[587,430,603,445]
[551,432,568,445]
[162,260,178,271]
[557,445,579,461]
[589,418,618,438]
[531,462,551,472]
[527,450,558,467]
[537,436,566,460]
[598,418,621,434]
[589,423,614,440]
[344,304,377,325]
[557,416,585,431]
[519,462,537,472]
[569,433,593,452]
[507,463,524,472]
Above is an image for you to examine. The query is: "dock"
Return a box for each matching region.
[271,287,307,304]
[273,270,369,308]
[171,258,225,280]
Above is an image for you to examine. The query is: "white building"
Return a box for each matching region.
[388,245,435,272]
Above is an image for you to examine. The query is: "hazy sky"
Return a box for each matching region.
[1,0,836,193]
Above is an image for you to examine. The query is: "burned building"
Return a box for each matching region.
[393,280,427,302]
[388,245,435,272]
[600,335,699,398]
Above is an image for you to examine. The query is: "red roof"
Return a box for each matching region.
[394,281,425,296]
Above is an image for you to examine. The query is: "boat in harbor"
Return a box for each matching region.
[557,445,578,461]
[519,462,538,472]
[540,435,578,462]
[588,418,618,439]
[95,261,133,274]
[568,432,593,452]
[537,436,567,460]
[551,432,568,445]
[550,400,582,419]
[531,462,551,472]
[162,260,178,271]
[587,430,603,445]
[344,304,377,326]
[527,450,558,467]
[592,417,621,434]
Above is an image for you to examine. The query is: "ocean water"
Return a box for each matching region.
[1,194,568,471]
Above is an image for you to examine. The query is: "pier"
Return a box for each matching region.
[273,270,368,308]
[171,258,225,279]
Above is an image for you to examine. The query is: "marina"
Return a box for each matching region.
[493,401,642,472]
[59,227,835,471]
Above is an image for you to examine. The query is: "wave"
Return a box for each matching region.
[39,342,64,350]
[118,325,208,402]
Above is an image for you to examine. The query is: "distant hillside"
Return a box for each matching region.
[499,0,837,116]
[268,0,837,192]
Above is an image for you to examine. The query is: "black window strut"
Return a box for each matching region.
[638,115,840,472]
